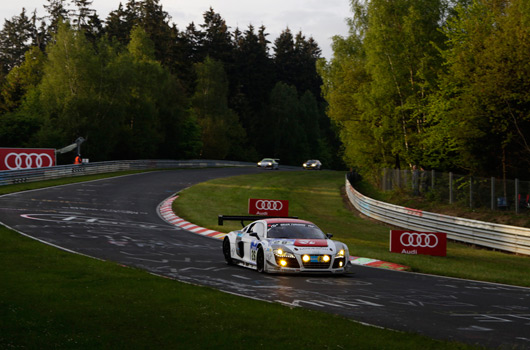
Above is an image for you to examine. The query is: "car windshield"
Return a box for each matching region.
[261,159,272,162]
[267,223,327,239]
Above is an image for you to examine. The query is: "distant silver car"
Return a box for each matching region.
[257,158,279,170]
[303,159,322,170]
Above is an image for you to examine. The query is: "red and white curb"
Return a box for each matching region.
[349,256,409,271]
[159,195,409,271]
[159,195,226,240]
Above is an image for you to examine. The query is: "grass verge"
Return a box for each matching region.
[0,225,477,349]
[173,171,530,288]
[0,169,483,349]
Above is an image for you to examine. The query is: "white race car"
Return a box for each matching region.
[221,216,351,274]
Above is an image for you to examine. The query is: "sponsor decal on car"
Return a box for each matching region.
[294,239,328,247]
[250,241,260,261]
[270,239,296,245]
[294,246,329,251]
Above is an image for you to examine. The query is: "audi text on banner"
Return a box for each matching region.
[390,230,447,257]
[0,148,56,171]
[248,198,289,217]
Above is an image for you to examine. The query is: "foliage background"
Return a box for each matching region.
[319,0,530,181]
[2,0,529,179]
[0,0,341,168]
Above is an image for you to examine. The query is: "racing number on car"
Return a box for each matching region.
[250,241,259,261]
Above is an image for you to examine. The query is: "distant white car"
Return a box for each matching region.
[303,159,322,170]
[221,217,351,274]
[257,158,279,170]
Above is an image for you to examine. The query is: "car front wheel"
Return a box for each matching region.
[223,237,233,265]
[256,247,265,273]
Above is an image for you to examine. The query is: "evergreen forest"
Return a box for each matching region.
[2,0,530,180]
[0,0,341,167]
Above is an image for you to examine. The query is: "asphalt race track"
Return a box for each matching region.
[1,167,529,349]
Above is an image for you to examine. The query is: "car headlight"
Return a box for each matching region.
[312,163,317,167]
[273,248,295,258]
[336,249,345,257]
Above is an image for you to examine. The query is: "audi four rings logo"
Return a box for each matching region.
[255,200,283,211]
[400,232,439,248]
[4,152,54,170]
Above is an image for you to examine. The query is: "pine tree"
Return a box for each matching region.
[71,0,95,29]
[200,8,233,64]
[43,0,69,36]
[0,8,34,72]
[105,3,131,46]
[231,24,274,146]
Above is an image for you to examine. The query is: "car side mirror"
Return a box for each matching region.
[250,232,260,239]
[326,233,333,239]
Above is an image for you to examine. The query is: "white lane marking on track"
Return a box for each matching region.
[232,275,252,280]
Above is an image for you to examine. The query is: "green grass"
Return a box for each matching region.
[0,169,483,349]
[174,170,530,287]
[0,224,478,349]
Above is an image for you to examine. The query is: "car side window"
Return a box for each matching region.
[254,222,265,238]
[245,223,256,234]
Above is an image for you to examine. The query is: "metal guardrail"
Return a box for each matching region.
[345,176,530,256]
[0,159,254,187]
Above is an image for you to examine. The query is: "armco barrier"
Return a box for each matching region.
[345,176,530,256]
[0,159,254,187]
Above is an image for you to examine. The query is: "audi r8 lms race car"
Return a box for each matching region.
[302,159,322,170]
[257,158,279,170]
[221,217,351,274]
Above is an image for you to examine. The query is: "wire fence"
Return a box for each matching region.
[347,174,530,255]
[380,168,530,214]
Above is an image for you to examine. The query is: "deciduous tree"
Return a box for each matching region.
[191,56,245,159]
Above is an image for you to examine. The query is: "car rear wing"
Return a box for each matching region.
[218,215,298,227]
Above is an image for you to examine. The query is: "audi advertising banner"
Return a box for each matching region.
[248,198,289,217]
[0,148,56,171]
[390,230,447,257]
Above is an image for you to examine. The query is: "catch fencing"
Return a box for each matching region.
[381,168,530,214]
[346,175,530,255]
[0,159,254,187]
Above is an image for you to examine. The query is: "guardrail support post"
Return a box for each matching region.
[491,177,495,211]
[381,169,385,191]
[431,170,435,191]
[514,179,519,214]
[449,172,453,204]
[470,177,474,209]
